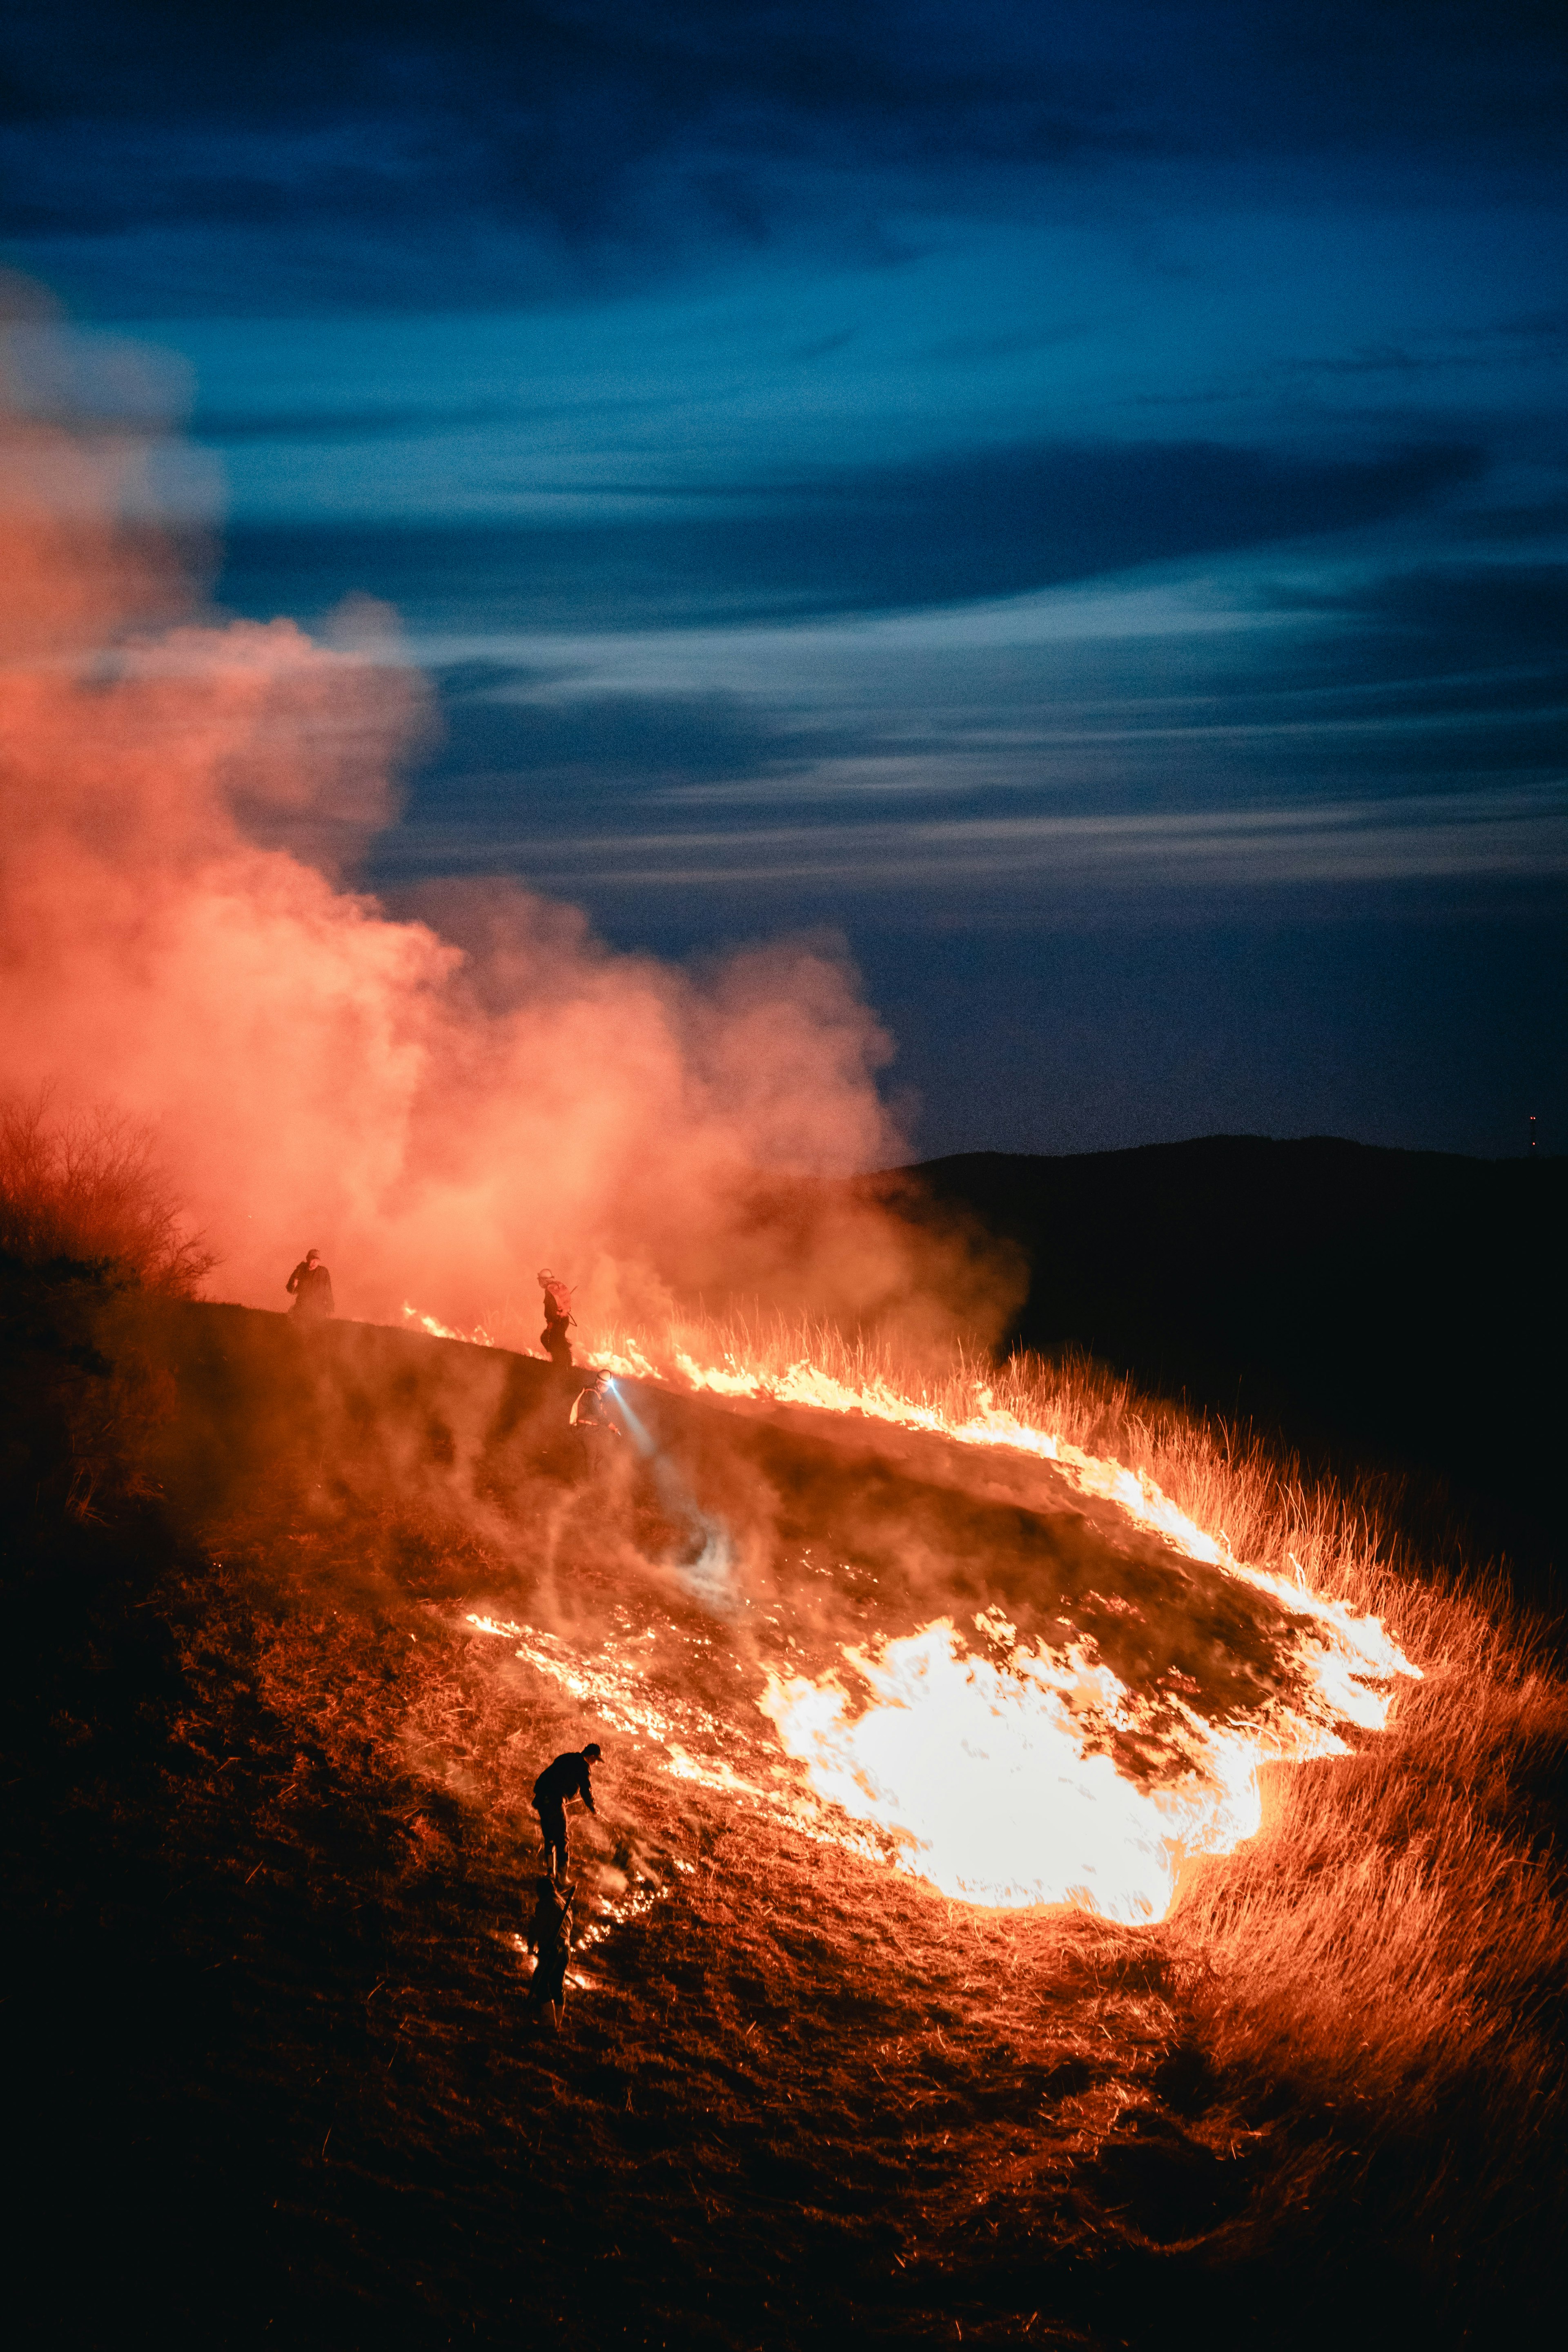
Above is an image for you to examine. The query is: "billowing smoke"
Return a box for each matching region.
[0,294,960,1342]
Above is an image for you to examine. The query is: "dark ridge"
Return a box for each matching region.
[883,1136,1566,1595]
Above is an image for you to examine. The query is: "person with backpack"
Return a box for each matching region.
[537,1268,574,1370]
[532,1742,601,1882]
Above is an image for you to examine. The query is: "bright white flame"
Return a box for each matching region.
[762,1618,1282,1921]
[585,1340,661,1381]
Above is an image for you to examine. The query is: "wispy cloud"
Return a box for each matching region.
[376,784,1568,899]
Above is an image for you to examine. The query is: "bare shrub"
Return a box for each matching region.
[0,1093,214,1293]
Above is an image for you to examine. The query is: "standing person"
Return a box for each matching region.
[524,1875,574,2032]
[537,1268,574,1370]
[286,1248,334,1318]
[532,1742,601,1882]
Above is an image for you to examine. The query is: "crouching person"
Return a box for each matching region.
[532,1742,601,1882]
[525,1875,574,2033]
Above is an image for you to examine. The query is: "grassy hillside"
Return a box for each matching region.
[7,1262,1567,2348]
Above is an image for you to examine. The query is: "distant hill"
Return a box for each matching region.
[889,1137,1565,1589]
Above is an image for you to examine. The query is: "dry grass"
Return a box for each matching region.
[0,1091,214,1293]
[1167,1588,1568,2296]
[9,1266,1561,2335]
[597,1301,1568,2314]
[0,1093,212,1520]
[603,1303,1423,1598]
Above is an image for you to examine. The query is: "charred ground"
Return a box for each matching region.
[4,1258,1565,2349]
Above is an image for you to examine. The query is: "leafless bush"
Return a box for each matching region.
[0,1093,214,1293]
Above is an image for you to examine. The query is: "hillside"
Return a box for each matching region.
[5,1271,1566,2348]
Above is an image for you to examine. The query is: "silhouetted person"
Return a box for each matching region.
[532,1742,600,1881]
[538,1267,574,1369]
[286,1248,334,1319]
[524,1875,574,2032]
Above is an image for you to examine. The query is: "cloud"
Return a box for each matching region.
[4,5,1562,310]
[1272,562,1568,654]
[702,439,1484,615]
[375,785,1568,901]
[423,683,839,820]
[335,536,1567,917]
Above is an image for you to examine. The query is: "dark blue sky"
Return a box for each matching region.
[4,2,1564,1158]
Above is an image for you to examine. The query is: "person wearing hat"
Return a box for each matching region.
[531,1742,601,1883]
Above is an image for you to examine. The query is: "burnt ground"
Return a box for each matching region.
[0,1283,1534,2349]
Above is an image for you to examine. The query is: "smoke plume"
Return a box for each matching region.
[0,295,966,1341]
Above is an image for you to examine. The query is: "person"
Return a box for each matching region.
[532,1742,601,1882]
[524,1874,575,2032]
[538,1267,574,1370]
[569,1371,615,1431]
[286,1248,334,1318]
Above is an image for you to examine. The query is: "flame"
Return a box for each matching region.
[401,1301,495,1347]
[586,1337,1412,1674]
[597,1334,1419,1919]
[437,1316,1423,1922]
[761,1617,1334,1922]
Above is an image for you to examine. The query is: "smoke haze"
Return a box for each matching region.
[0,297,956,1342]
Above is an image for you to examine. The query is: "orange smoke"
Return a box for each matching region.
[0,297,924,1333]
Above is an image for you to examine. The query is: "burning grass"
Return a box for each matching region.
[6,1268,1566,2343]
[586,1303,1419,1603]
[578,1299,1568,2324]
[587,1301,1539,1715]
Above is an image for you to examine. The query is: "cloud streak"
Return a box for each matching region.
[380,786,1568,899]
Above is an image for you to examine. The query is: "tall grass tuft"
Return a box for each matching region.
[1170,1604,1568,2309]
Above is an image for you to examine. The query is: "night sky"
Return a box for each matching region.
[5,4,1564,1160]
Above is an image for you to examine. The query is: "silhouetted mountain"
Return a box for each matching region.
[893,1138,1565,1592]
